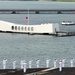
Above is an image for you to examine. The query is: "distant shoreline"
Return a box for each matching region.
[0,0,75,2]
[56,0,75,2]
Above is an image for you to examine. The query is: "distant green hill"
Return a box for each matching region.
[56,0,75,2]
[0,0,75,1]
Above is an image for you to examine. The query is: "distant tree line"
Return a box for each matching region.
[53,0,75,1]
[0,0,75,1]
[0,0,38,1]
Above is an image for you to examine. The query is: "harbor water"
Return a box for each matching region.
[0,1,75,68]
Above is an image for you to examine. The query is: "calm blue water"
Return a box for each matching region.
[0,1,75,68]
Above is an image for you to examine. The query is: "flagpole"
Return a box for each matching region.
[28,7,29,25]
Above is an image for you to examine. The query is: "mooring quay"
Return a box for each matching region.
[0,9,75,14]
[1,67,75,75]
[55,31,75,37]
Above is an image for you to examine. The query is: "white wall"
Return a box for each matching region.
[0,20,59,34]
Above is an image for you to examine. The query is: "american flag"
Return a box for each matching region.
[24,17,28,21]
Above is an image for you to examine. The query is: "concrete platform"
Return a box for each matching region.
[56,31,75,37]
